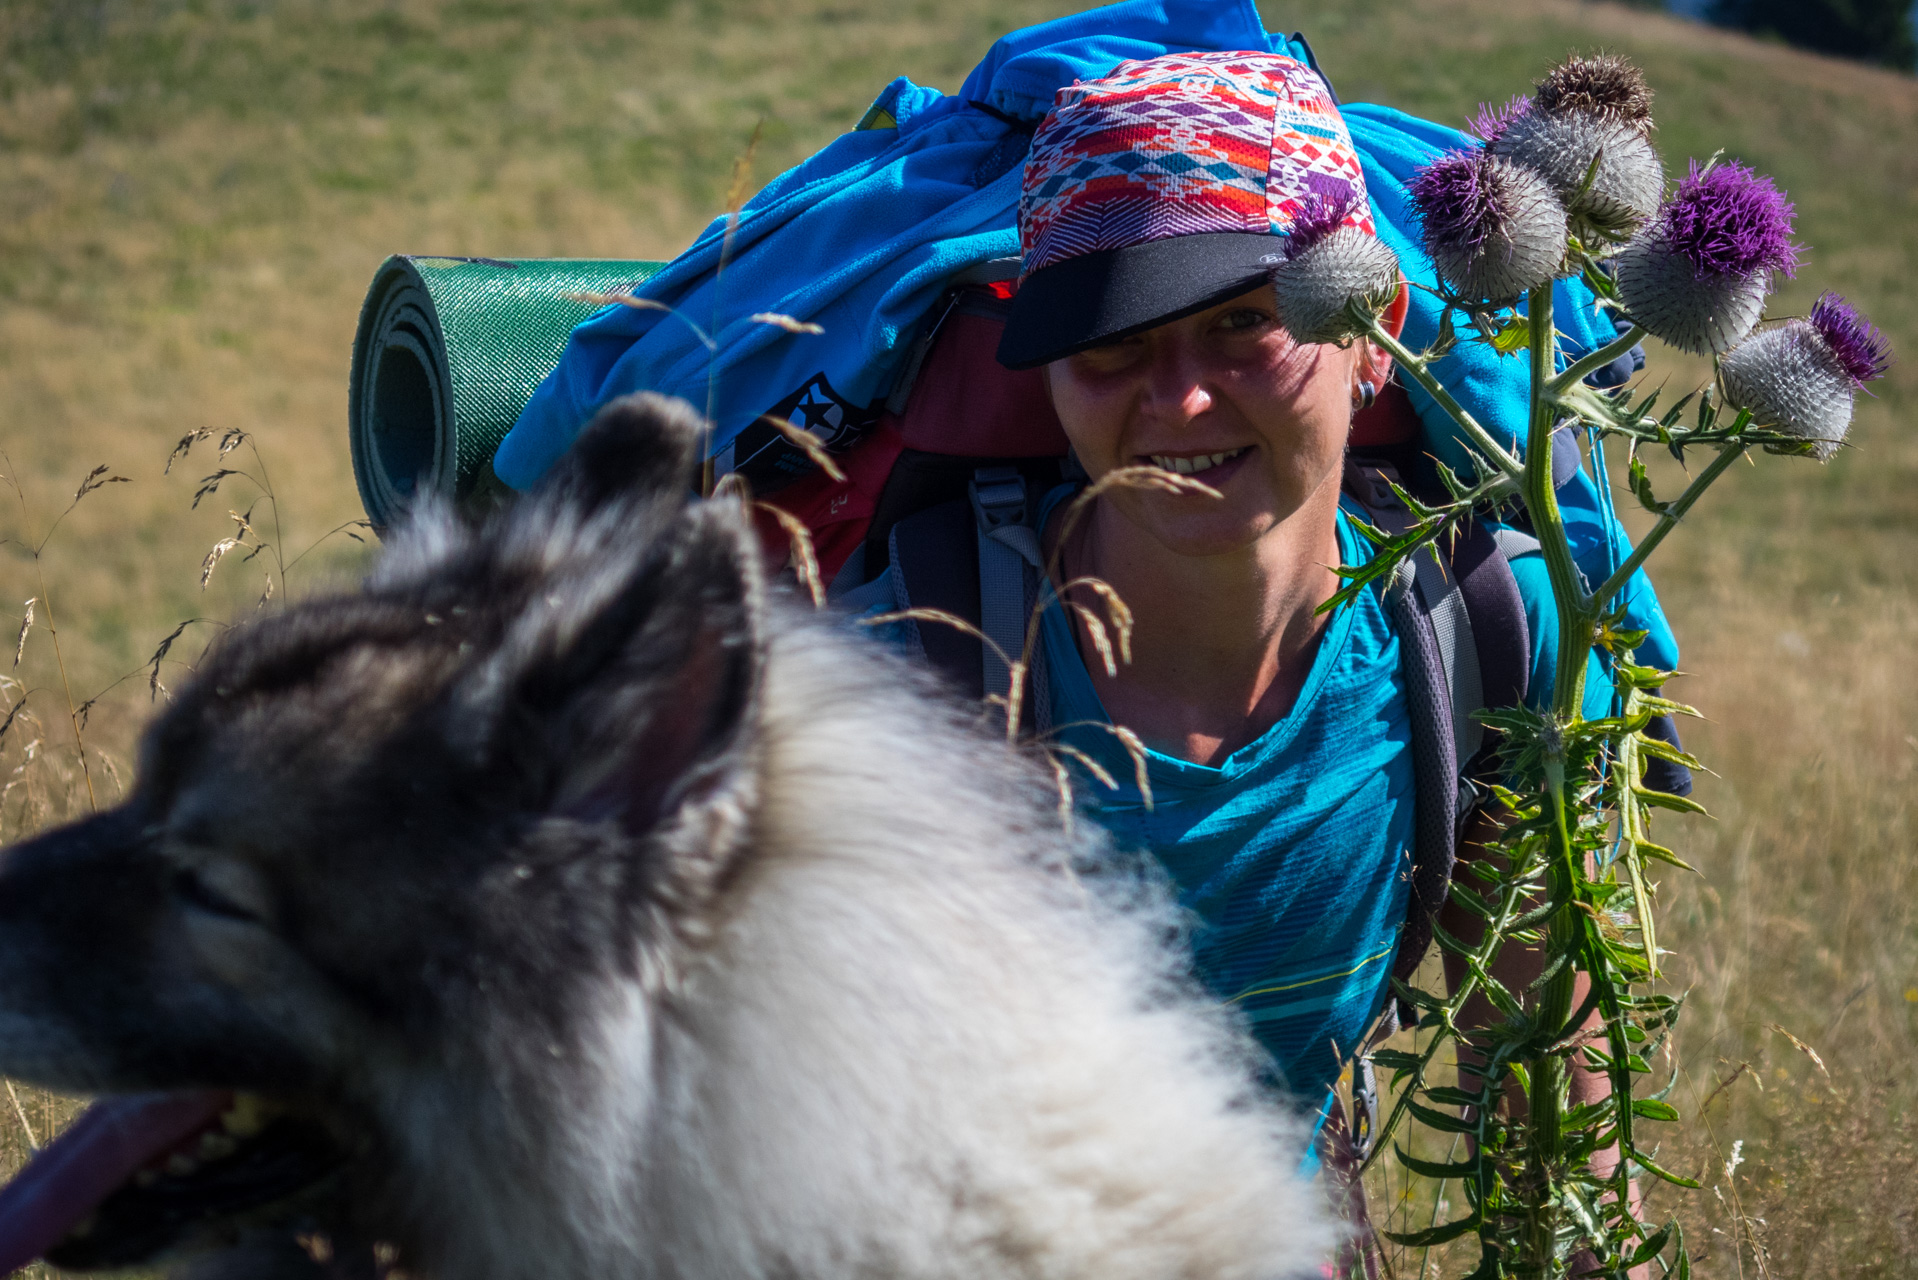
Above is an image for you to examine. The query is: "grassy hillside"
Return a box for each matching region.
[1,0,1912,1274]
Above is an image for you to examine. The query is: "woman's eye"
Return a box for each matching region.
[1217,308,1272,333]
[1072,338,1144,372]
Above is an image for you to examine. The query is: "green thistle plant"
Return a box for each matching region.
[1284,51,1893,1280]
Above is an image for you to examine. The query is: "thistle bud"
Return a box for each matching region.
[1492,109,1664,242]
[1411,149,1569,304]
[1270,195,1402,345]
[1612,160,1799,355]
[1533,53,1656,134]
[1720,292,1892,461]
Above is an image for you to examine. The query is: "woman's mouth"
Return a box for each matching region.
[1143,447,1249,476]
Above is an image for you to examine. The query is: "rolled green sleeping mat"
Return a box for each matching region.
[349,255,664,528]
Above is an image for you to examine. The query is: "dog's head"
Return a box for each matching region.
[0,395,769,1274]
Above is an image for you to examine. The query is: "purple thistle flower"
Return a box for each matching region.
[1807,291,1892,388]
[1612,161,1800,355]
[1282,191,1364,261]
[1411,149,1568,303]
[1721,319,1859,460]
[1469,95,1530,146]
[1657,160,1800,281]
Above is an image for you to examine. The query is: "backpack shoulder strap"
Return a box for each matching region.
[970,466,1045,710]
[888,466,1049,733]
[1340,457,1531,1007]
[888,497,985,698]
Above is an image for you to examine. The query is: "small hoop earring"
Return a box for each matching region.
[1356,380,1378,411]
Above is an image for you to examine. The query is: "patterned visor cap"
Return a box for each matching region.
[997,50,1374,370]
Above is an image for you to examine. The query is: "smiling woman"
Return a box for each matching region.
[832,51,1640,1259]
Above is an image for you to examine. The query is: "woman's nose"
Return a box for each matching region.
[1139,342,1213,426]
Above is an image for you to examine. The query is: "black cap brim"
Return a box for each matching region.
[995,231,1287,371]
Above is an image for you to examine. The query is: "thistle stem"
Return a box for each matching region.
[1523,288,1595,715]
[1522,282,1585,1250]
[1545,322,1647,398]
[1588,444,1747,609]
[1361,314,1526,483]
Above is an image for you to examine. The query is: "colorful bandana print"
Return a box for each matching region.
[1018,51,1375,275]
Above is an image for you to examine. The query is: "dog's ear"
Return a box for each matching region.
[536,392,705,515]
[460,495,763,838]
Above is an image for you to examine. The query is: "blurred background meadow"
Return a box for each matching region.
[0,0,1912,1274]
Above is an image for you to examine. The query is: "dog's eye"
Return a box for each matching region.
[172,865,267,924]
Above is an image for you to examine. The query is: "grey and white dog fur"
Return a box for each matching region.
[0,394,1332,1280]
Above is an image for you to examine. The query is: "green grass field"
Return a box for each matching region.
[1,0,1913,1273]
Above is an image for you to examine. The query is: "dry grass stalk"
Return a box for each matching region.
[748,312,825,336]
[1048,742,1118,792]
[3,1081,37,1152]
[566,290,670,314]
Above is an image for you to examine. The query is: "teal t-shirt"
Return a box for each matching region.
[1038,487,1415,1117]
[839,484,1614,1131]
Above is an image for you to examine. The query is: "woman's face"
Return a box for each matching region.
[1045,285,1360,559]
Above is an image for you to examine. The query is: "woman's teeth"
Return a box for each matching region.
[1147,448,1246,475]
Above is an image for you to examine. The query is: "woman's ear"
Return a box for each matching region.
[1359,276,1410,388]
[1381,274,1410,340]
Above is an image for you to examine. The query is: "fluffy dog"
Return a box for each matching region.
[0,395,1330,1280]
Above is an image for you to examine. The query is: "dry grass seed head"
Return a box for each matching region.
[1767,1023,1831,1080]
[192,470,241,510]
[757,416,846,482]
[1064,577,1134,664]
[145,618,198,700]
[1103,723,1154,809]
[1045,754,1076,833]
[165,427,215,475]
[201,538,240,589]
[753,501,825,608]
[13,599,35,668]
[0,695,32,748]
[71,464,130,506]
[1067,602,1119,676]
